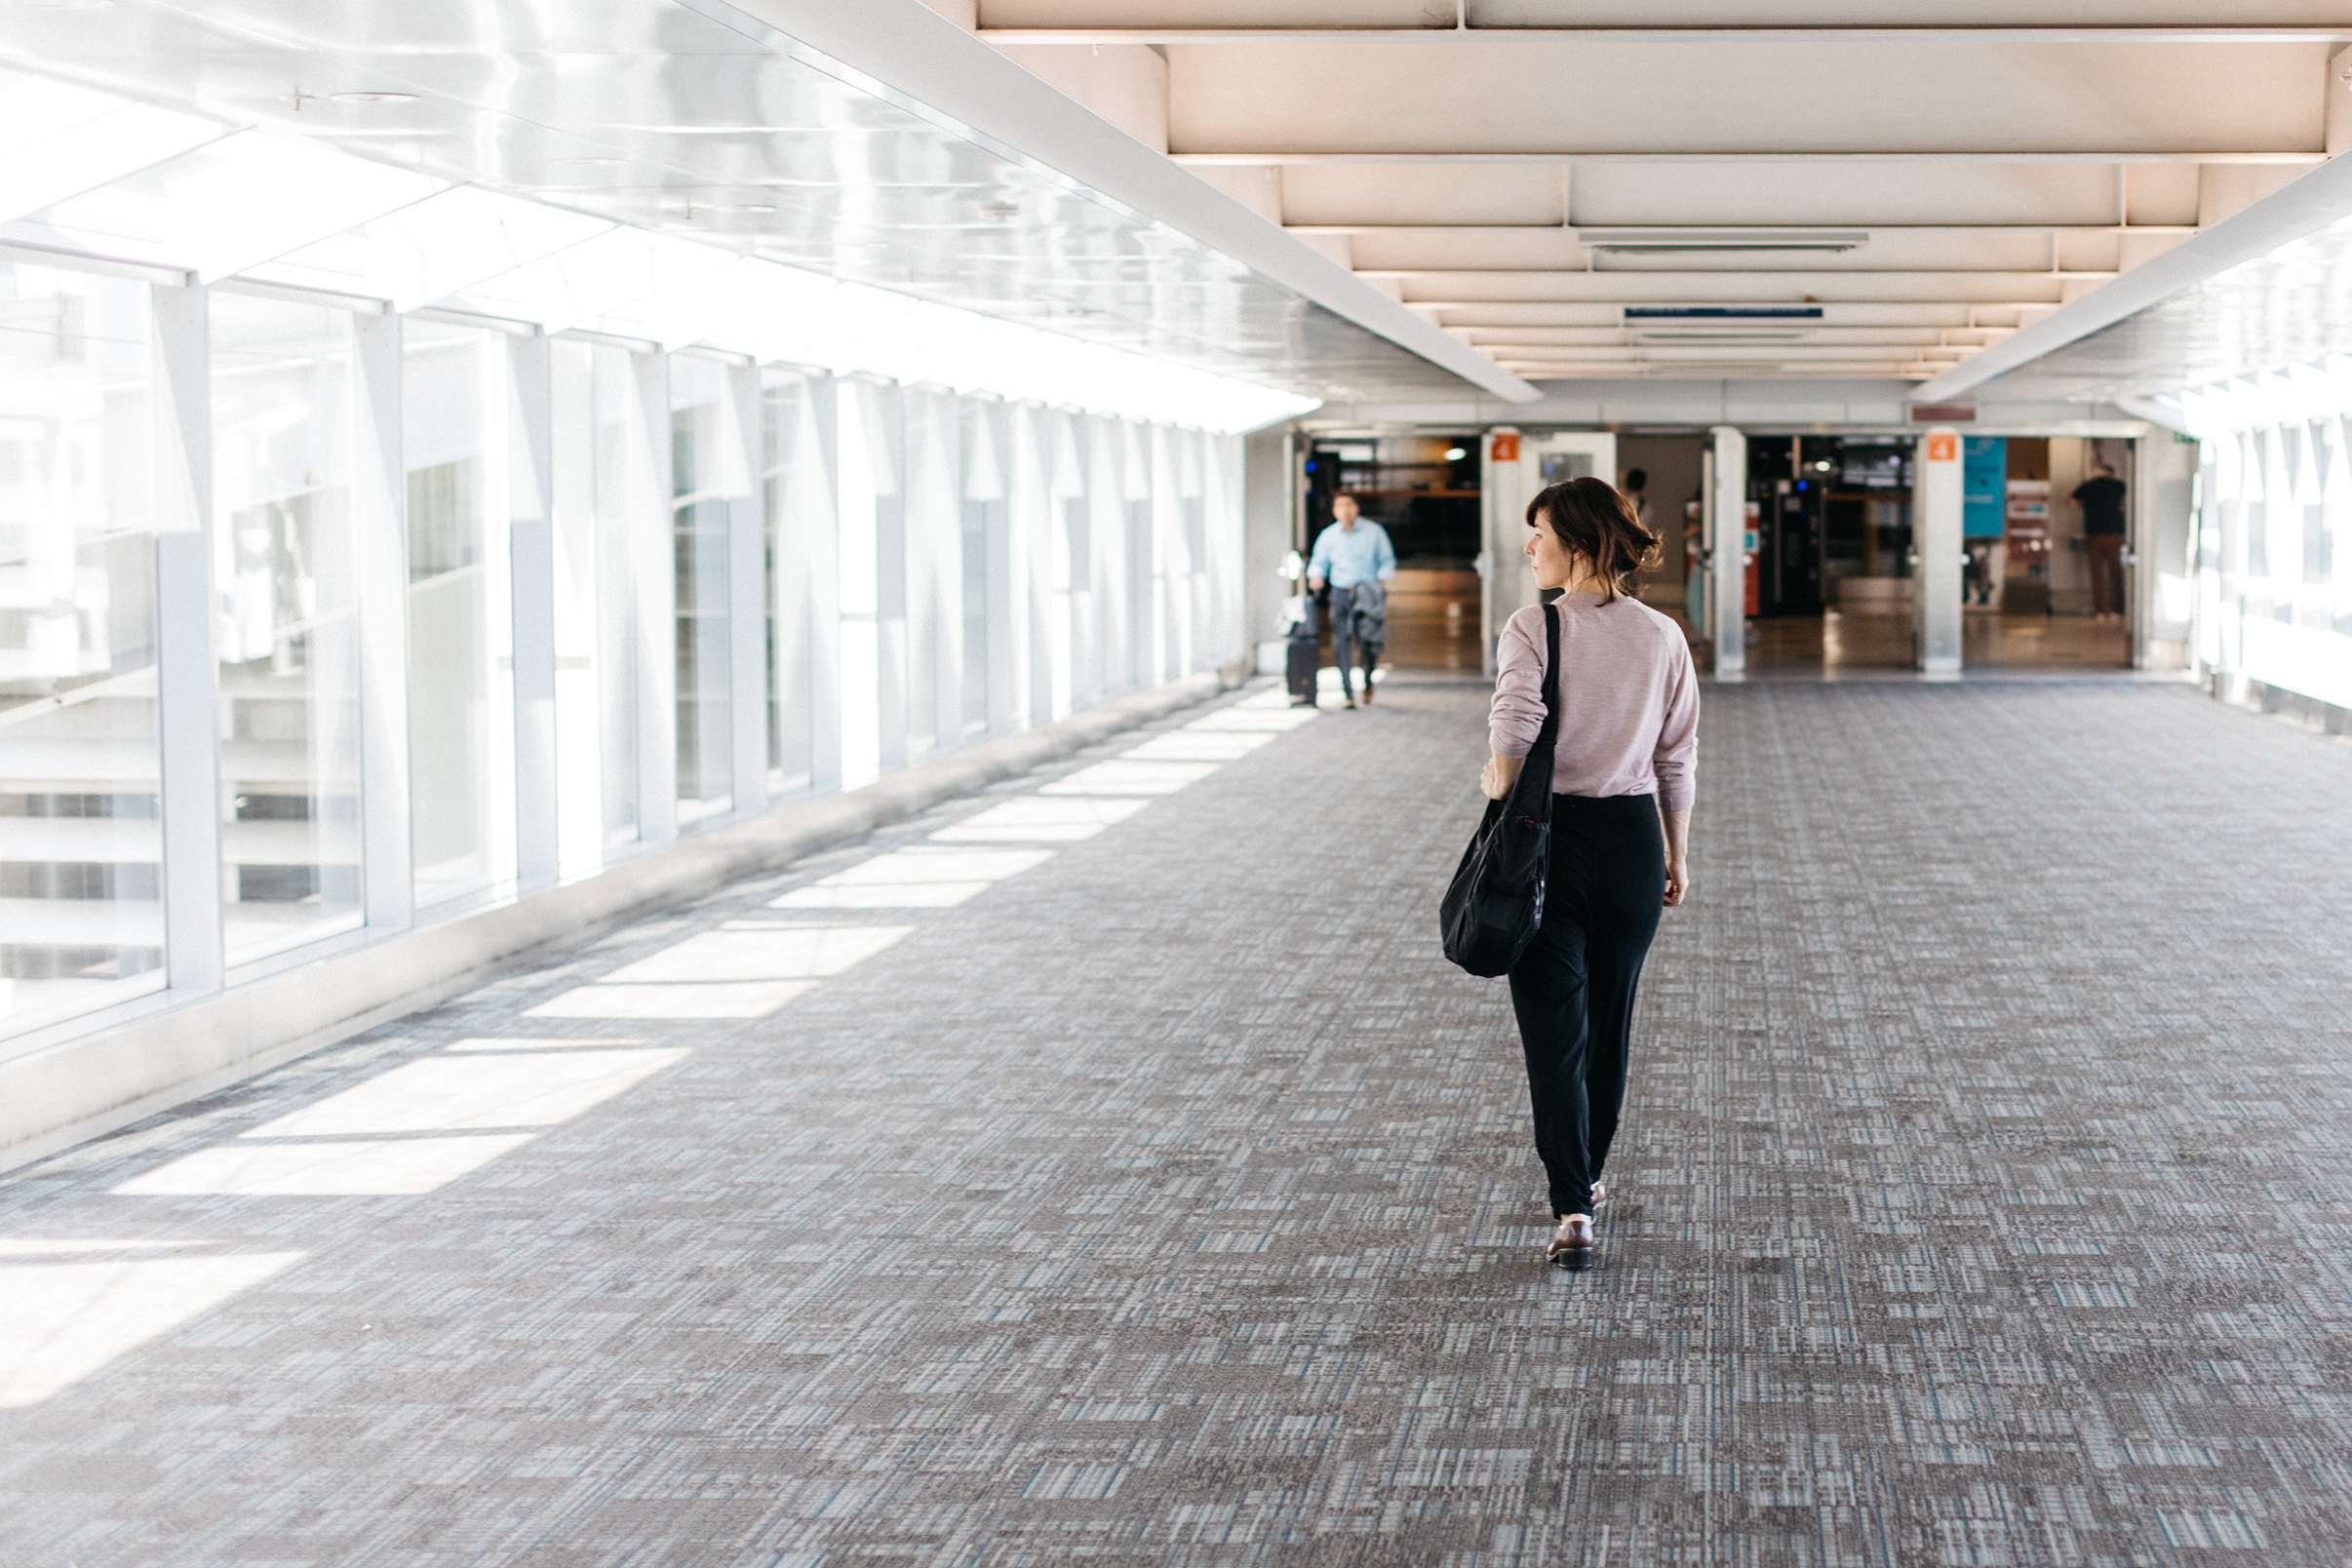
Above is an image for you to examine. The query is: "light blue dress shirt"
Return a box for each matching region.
[1308,521,1396,588]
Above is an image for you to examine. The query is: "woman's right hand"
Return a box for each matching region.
[1480,753,1521,801]
[1663,856,1689,907]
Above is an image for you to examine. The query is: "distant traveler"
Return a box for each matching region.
[2073,462,2128,621]
[1307,493,1396,708]
[1480,477,1698,1265]
[1622,466,1649,524]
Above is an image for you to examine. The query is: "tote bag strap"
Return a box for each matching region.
[1531,602,1561,750]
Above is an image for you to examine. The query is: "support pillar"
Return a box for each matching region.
[152,281,222,994]
[352,310,413,931]
[631,350,679,843]
[1917,427,1966,677]
[2133,431,2199,671]
[1708,425,1747,679]
[724,361,770,816]
[507,331,560,893]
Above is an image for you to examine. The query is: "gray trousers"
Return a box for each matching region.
[1328,585,1384,700]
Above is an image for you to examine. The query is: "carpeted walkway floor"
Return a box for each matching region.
[3,676,2350,1567]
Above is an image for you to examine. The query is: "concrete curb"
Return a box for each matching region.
[0,663,1249,1176]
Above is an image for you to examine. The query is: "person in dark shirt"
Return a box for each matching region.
[2072,463,2128,621]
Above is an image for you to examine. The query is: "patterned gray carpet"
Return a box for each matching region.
[3,677,2351,1568]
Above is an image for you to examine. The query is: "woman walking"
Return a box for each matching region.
[1480,477,1698,1266]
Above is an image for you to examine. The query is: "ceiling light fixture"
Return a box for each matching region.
[331,91,420,104]
[1580,229,1869,255]
[1631,331,1811,343]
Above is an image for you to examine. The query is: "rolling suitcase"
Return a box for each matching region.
[1284,592,1320,706]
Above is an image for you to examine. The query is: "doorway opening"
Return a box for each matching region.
[1304,434,1481,671]
[1739,433,2133,675]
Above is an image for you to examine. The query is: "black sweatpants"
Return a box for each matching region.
[1507,793,1666,1219]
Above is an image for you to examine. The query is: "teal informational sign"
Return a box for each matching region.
[1963,436,2007,537]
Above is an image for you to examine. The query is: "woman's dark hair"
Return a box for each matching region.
[1525,476,1662,602]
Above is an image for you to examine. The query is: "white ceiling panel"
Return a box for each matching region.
[1567,163,2135,229]
[984,0,1449,23]
[1401,271,2075,305]
[1168,40,2325,158]
[1469,1,2352,24]
[1343,230,1582,271]
[1280,163,1566,227]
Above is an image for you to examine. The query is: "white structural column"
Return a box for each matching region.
[506,331,560,894]
[1009,403,1048,731]
[151,280,222,995]
[972,398,1016,738]
[1480,427,1529,676]
[1044,412,1078,722]
[2134,431,2199,672]
[723,361,770,816]
[800,372,843,796]
[927,389,965,755]
[871,379,910,777]
[351,310,414,931]
[1916,427,1966,677]
[631,350,680,843]
[1709,425,1748,680]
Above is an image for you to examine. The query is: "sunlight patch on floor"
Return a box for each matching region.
[1120,731,1274,763]
[0,1249,302,1407]
[1039,761,1217,797]
[928,797,1149,843]
[226,1050,692,1136]
[113,1137,534,1196]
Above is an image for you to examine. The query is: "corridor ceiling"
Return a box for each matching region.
[980,1,2352,385]
[0,0,1497,407]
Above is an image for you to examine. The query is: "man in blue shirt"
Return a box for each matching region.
[1307,493,1397,708]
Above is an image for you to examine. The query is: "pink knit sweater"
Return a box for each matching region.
[1488,592,1700,811]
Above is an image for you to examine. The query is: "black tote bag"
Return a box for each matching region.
[1439,602,1560,977]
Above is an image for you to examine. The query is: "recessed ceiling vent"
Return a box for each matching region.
[1577,230,1870,255]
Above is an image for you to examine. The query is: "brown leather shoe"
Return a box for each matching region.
[1547,1214,1595,1264]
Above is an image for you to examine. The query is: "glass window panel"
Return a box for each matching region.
[669,354,731,823]
[761,367,820,794]
[403,321,514,909]
[549,337,640,876]
[211,292,362,964]
[0,263,163,1034]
